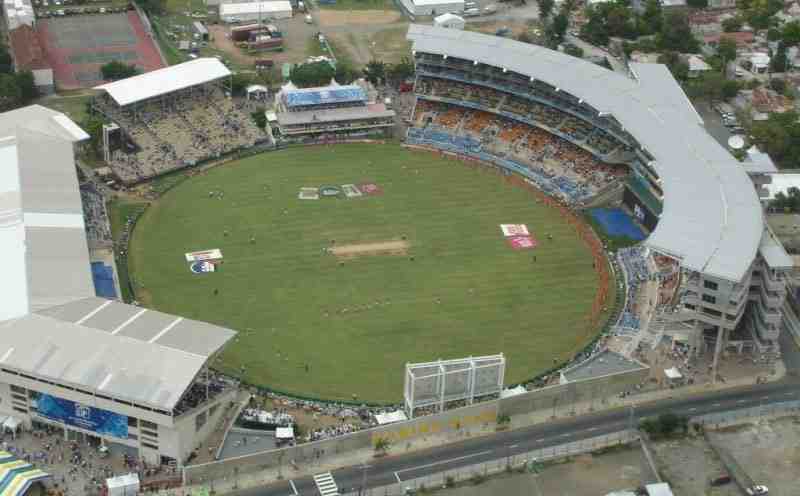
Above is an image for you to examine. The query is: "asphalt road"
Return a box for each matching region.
[235,378,800,496]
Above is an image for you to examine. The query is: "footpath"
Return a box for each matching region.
[157,361,787,496]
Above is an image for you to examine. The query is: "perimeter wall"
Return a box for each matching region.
[182,367,647,484]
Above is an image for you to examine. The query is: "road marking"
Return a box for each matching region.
[508,444,519,449]
[737,400,747,403]
[587,427,598,432]
[534,439,543,443]
[394,472,402,484]
[712,403,721,407]
[558,433,570,438]
[397,450,493,474]
[786,392,795,396]
[289,480,298,495]
[762,396,770,400]
[688,408,697,412]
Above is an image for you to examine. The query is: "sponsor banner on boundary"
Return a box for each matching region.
[190,261,217,274]
[500,224,530,237]
[506,235,537,250]
[185,249,223,262]
[342,184,363,198]
[298,187,320,200]
[358,183,383,196]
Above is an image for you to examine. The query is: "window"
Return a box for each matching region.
[142,442,159,450]
[12,406,27,414]
[703,280,718,291]
[702,307,722,318]
[140,420,157,430]
[10,385,25,394]
[127,416,138,427]
[141,429,158,439]
[702,294,716,305]
[128,433,138,440]
[684,303,696,310]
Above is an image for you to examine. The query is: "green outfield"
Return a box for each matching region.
[129,143,604,403]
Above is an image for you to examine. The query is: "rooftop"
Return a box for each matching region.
[277,104,394,126]
[95,58,231,107]
[281,83,367,108]
[408,25,764,282]
[0,106,235,412]
[219,0,292,15]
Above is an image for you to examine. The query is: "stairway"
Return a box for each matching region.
[313,472,339,496]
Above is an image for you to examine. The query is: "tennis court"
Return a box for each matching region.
[37,12,164,89]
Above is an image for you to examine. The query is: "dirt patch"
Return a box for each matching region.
[331,240,409,258]
[317,9,401,28]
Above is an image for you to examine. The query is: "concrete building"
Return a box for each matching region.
[406,25,794,376]
[219,1,293,22]
[399,0,464,17]
[0,105,239,467]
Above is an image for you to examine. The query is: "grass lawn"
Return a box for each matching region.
[39,94,92,123]
[108,197,149,302]
[129,144,603,402]
[367,25,411,64]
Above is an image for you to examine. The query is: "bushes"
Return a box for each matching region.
[640,412,689,439]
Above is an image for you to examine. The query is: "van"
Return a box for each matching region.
[483,3,497,14]
[463,7,480,16]
[304,14,312,23]
[464,1,477,8]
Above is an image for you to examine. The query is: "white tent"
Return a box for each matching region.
[2,416,21,438]
[664,367,683,380]
[434,13,465,30]
[375,410,408,425]
[500,385,527,398]
[246,84,269,101]
[106,473,140,496]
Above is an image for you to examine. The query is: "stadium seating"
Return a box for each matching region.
[97,87,267,183]
[408,100,627,204]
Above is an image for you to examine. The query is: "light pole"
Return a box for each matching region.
[358,463,371,496]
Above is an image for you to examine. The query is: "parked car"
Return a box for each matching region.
[746,485,769,496]
[462,7,480,16]
[709,474,731,486]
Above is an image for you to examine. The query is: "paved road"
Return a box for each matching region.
[234,379,800,496]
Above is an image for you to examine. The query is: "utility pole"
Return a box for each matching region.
[358,463,371,496]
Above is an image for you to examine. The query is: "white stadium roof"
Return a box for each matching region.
[0,106,235,412]
[408,25,763,282]
[95,58,231,107]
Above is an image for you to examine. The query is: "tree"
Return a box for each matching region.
[721,16,743,33]
[751,111,800,167]
[0,74,21,112]
[657,11,699,52]
[538,0,555,19]
[658,51,689,81]
[80,114,105,156]
[641,0,662,34]
[782,20,800,46]
[549,12,570,44]
[100,61,139,81]
[251,109,267,129]
[334,60,357,85]
[290,60,336,88]
[138,0,166,14]
[564,44,584,58]
[771,41,787,73]
[516,30,535,43]
[373,437,391,456]
[363,60,386,86]
[230,72,253,96]
[771,187,800,212]
[14,71,37,103]
[0,45,13,75]
[717,37,738,65]
[767,27,782,41]
[387,57,414,85]
[686,0,708,7]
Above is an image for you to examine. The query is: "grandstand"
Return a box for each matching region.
[406,25,794,377]
[274,81,395,142]
[93,58,270,184]
[0,105,238,467]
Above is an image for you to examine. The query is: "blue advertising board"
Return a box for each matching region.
[36,394,128,439]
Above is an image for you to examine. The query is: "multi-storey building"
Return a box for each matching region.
[405,25,793,376]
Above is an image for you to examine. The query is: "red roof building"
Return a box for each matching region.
[8,25,50,71]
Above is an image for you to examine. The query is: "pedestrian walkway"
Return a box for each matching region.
[313,472,339,496]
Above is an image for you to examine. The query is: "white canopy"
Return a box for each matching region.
[96,58,231,107]
[664,367,683,380]
[275,426,294,439]
[375,410,408,425]
[500,385,527,398]
[106,473,140,496]
[246,84,268,94]
[2,416,21,431]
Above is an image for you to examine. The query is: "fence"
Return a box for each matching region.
[691,400,800,429]
[341,430,641,496]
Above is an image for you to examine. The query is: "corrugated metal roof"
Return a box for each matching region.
[0,106,236,411]
[407,25,763,282]
[96,58,231,107]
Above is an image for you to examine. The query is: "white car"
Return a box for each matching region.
[746,486,768,496]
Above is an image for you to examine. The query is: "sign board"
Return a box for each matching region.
[185,249,223,262]
[500,224,529,237]
[37,394,128,439]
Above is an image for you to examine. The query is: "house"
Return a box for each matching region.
[777,2,800,23]
[686,54,712,78]
[749,52,770,73]
[703,31,755,48]
[8,25,54,94]
[735,87,793,121]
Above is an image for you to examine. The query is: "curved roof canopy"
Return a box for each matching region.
[407,25,762,282]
